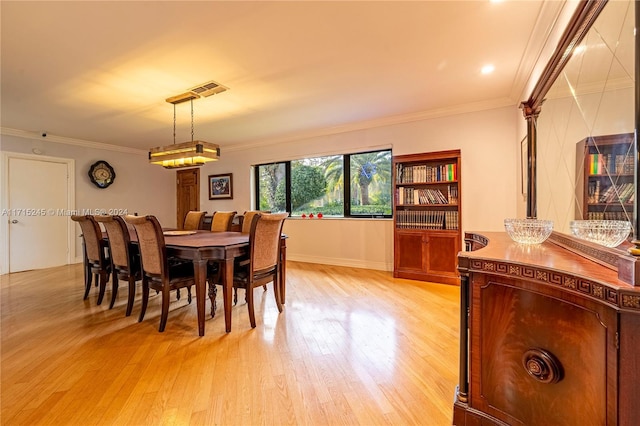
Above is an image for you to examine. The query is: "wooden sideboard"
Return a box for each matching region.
[453,231,640,425]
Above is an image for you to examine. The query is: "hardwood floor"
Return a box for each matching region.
[1,261,460,425]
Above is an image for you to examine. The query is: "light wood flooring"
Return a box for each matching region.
[1,261,460,425]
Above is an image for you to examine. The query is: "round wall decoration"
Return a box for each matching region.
[88,160,116,188]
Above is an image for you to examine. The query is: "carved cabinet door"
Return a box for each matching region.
[469,274,618,425]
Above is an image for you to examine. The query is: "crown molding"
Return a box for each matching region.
[2,96,515,156]
[0,127,147,155]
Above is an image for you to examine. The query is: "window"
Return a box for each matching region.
[349,150,392,217]
[256,162,287,213]
[254,149,392,218]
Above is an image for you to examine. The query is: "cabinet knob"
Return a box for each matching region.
[522,348,563,384]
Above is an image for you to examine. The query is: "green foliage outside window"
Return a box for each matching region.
[256,149,391,217]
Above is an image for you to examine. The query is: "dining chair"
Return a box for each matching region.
[124,215,195,332]
[240,210,267,234]
[183,210,206,230]
[210,211,237,232]
[230,212,288,328]
[70,215,111,304]
[94,215,141,316]
[205,211,261,316]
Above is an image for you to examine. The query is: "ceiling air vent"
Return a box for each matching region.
[165,80,229,104]
[189,80,229,98]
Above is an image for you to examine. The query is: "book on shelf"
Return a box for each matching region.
[587,181,598,204]
[589,154,606,175]
[395,163,457,183]
[447,185,458,204]
[619,182,635,203]
[587,211,631,221]
[395,210,458,230]
[595,182,635,204]
[624,156,634,173]
[589,153,634,175]
[397,186,457,205]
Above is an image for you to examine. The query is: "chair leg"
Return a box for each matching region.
[138,278,149,323]
[97,272,108,305]
[208,282,217,318]
[273,272,283,313]
[158,287,170,332]
[233,287,238,305]
[109,273,119,309]
[247,284,256,328]
[125,276,136,317]
[187,287,192,304]
[176,288,181,300]
[209,261,222,311]
[84,271,93,300]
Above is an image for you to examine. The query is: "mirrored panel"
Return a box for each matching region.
[536,0,635,236]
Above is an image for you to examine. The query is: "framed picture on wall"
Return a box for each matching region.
[208,173,233,199]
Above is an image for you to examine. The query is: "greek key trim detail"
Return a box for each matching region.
[467,259,639,310]
[622,294,640,309]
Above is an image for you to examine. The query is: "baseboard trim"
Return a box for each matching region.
[286,254,392,271]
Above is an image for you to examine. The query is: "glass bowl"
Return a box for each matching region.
[569,220,631,247]
[504,219,554,244]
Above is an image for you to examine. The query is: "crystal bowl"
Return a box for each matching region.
[504,219,554,244]
[569,220,631,247]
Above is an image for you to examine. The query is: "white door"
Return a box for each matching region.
[8,157,69,272]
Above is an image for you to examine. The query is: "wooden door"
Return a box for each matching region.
[176,168,200,229]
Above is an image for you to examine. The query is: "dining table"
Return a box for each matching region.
[161,230,287,336]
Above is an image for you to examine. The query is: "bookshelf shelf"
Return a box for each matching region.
[393,150,461,285]
[396,180,459,186]
[589,173,633,177]
[588,203,635,206]
[396,204,458,207]
[577,133,635,222]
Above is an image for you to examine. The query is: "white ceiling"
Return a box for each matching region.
[1,1,565,153]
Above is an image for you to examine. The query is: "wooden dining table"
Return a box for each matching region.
[162,230,287,336]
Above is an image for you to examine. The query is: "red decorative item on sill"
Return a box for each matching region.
[301,213,306,218]
[309,213,314,218]
[318,212,323,218]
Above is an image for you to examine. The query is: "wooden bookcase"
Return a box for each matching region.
[392,150,461,285]
[576,133,634,222]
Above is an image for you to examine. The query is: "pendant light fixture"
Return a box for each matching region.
[149,90,221,169]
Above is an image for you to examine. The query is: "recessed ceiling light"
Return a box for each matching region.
[481,64,495,75]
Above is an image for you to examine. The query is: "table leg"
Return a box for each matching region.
[194,259,207,336]
[222,257,233,332]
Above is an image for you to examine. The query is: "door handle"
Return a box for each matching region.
[10,219,18,224]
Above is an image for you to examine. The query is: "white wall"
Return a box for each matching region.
[0,134,176,263]
[1,105,519,272]
[200,105,520,270]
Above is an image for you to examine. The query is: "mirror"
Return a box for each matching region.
[533,0,635,238]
